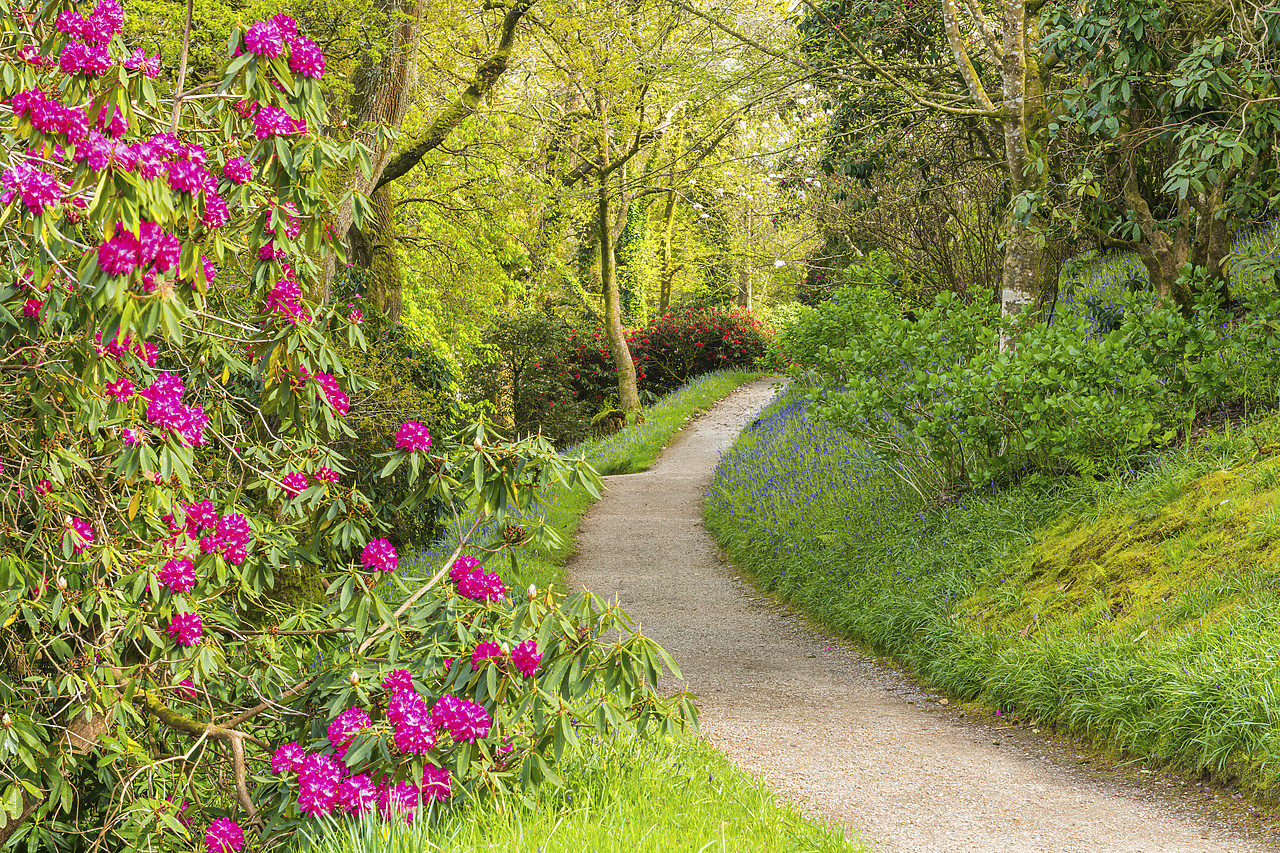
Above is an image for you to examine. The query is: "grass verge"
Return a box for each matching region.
[707,391,1280,804]
[301,729,855,853]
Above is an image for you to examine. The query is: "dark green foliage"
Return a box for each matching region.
[340,324,475,550]
[467,310,596,446]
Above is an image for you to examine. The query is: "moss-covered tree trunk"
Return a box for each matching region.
[598,173,641,413]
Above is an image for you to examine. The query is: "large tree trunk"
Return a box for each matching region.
[598,176,641,412]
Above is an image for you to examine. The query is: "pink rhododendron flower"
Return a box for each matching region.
[449,555,479,582]
[270,742,306,774]
[281,472,309,497]
[326,707,371,758]
[391,695,435,755]
[456,567,506,602]
[378,781,417,823]
[177,678,199,700]
[123,48,160,77]
[348,307,363,324]
[1,162,61,214]
[35,480,52,496]
[158,557,196,593]
[22,298,42,318]
[382,669,412,691]
[244,19,284,58]
[288,35,325,78]
[336,774,378,816]
[432,694,491,742]
[511,639,543,678]
[222,157,252,184]
[204,817,244,853]
[312,372,349,415]
[105,377,134,401]
[471,642,503,670]
[68,517,94,554]
[420,764,452,802]
[296,752,342,816]
[361,538,397,573]
[314,466,339,484]
[395,420,432,452]
[254,105,305,139]
[167,612,203,646]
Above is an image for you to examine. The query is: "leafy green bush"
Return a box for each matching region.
[466,310,595,446]
[811,290,1280,491]
[764,284,898,373]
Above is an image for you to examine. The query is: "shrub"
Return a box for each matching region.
[565,305,769,413]
[0,8,691,852]
[811,289,1280,492]
[467,310,594,446]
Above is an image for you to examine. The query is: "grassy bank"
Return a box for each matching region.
[303,729,854,853]
[340,370,864,853]
[707,392,1280,803]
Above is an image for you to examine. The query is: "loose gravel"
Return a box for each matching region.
[566,378,1280,853]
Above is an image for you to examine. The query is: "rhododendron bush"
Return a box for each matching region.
[0,2,693,850]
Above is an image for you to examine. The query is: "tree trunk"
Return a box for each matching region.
[659,188,677,311]
[367,187,404,323]
[598,176,640,412]
[1125,158,1192,307]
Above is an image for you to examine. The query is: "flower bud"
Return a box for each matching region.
[349,670,360,687]
[473,437,483,452]
[55,576,67,590]
[527,583,537,601]
[1,713,10,728]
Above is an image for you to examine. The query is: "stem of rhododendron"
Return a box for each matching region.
[356,516,483,655]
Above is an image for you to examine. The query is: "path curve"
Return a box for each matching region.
[566,378,1278,853]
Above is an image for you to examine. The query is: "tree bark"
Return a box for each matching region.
[659,188,677,312]
[598,175,640,412]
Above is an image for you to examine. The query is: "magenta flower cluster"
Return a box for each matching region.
[395,420,432,452]
[223,157,253,184]
[1,162,61,214]
[326,707,371,758]
[123,48,160,77]
[388,688,436,755]
[361,538,398,573]
[141,372,209,447]
[297,752,343,817]
[11,89,89,140]
[281,472,309,497]
[97,221,181,279]
[254,105,307,139]
[449,555,507,602]
[309,371,349,415]
[179,500,253,565]
[471,642,502,670]
[432,694,492,742]
[56,0,123,45]
[158,557,195,593]
[511,639,543,679]
[203,817,244,853]
[166,612,202,646]
[68,517,94,554]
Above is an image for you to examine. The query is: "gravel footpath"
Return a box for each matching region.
[565,378,1280,853]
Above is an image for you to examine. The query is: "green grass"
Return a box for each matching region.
[708,392,1280,804]
[299,730,858,853]
[362,370,865,853]
[579,370,766,476]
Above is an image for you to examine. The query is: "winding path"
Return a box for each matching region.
[566,378,1278,853]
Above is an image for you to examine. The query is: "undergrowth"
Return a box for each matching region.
[707,393,1280,804]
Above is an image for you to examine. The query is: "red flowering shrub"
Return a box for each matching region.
[565,305,770,410]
